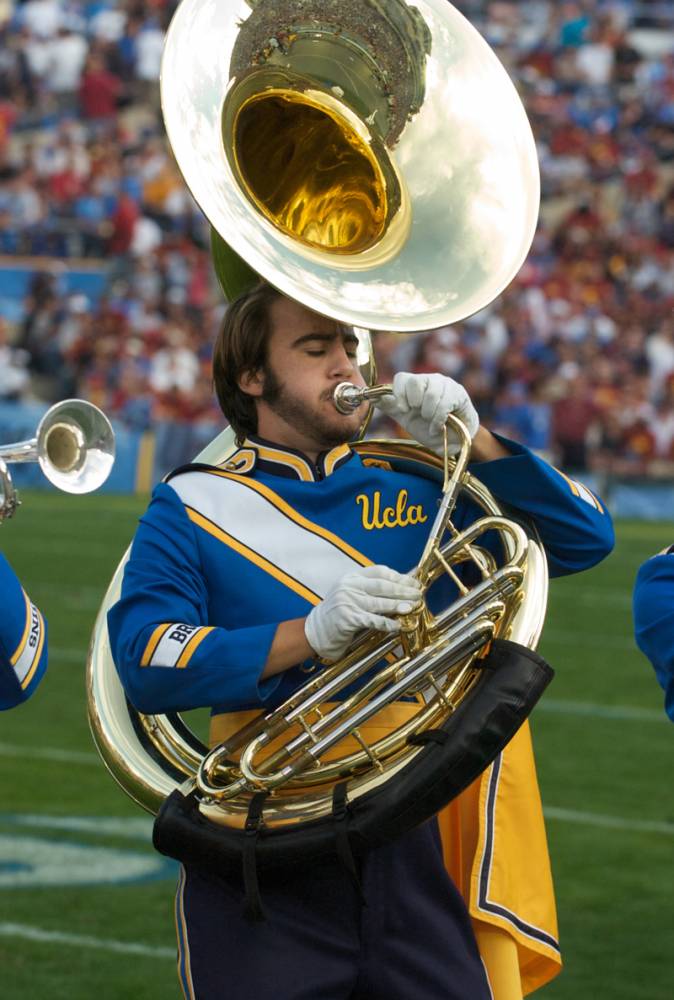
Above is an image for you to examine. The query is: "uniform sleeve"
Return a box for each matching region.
[0,553,48,710]
[107,483,281,715]
[633,555,674,722]
[469,436,614,577]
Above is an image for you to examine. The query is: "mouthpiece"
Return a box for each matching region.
[333,382,393,414]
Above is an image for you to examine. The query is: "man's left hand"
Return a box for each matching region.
[378,372,480,456]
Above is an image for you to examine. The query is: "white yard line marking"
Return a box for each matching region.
[0,814,153,840]
[538,699,665,723]
[549,590,633,608]
[544,807,674,836]
[542,630,636,651]
[0,742,99,765]
[0,923,174,959]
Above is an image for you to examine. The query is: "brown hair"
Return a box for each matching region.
[212,282,283,444]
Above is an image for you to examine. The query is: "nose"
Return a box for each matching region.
[328,341,358,381]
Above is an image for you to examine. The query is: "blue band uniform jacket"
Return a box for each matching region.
[0,553,47,710]
[108,434,614,995]
[633,552,674,722]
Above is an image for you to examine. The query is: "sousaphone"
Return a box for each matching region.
[87,0,549,874]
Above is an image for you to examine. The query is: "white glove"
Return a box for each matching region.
[377,372,480,456]
[305,565,422,663]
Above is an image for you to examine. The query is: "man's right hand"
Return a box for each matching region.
[377,372,480,456]
[304,565,422,663]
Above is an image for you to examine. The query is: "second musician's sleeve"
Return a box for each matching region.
[0,553,48,710]
[469,438,614,577]
[633,555,674,721]
[107,484,281,715]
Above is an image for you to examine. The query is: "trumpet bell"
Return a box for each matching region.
[0,399,115,522]
[161,0,540,330]
[36,399,115,494]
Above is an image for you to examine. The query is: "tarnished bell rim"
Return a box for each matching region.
[86,437,548,825]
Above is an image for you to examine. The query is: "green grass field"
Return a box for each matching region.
[0,493,673,999]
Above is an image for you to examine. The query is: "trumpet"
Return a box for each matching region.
[0,399,115,522]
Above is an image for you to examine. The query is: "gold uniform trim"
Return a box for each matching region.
[175,865,196,1000]
[362,457,393,471]
[554,467,604,513]
[141,623,172,667]
[10,591,32,667]
[254,443,314,481]
[176,627,215,668]
[204,470,373,568]
[186,506,322,606]
[323,442,352,476]
[553,466,579,497]
[222,448,256,474]
[20,609,45,689]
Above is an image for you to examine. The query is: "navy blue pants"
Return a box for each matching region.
[175,820,491,1000]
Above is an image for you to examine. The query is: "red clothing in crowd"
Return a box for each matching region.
[0,101,17,152]
[552,395,599,447]
[109,194,139,254]
[79,69,122,119]
[48,170,83,204]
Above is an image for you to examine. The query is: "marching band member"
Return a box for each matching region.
[108,284,614,1000]
[0,552,47,709]
[633,545,674,722]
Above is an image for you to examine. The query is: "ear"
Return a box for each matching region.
[238,367,265,397]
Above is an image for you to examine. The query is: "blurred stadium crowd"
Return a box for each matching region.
[1,0,674,475]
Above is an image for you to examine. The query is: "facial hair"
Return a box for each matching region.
[261,363,355,448]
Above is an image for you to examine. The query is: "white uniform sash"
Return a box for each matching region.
[170,470,372,605]
[10,592,45,688]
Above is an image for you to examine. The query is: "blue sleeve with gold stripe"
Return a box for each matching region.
[470,437,614,577]
[633,554,674,722]
[107,483,281,715]
[0,553,48,710]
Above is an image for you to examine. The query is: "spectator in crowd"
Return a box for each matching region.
[551,374,599,471]
[45,26,88,111]
[0,318,31,401]
[78,52,122,122]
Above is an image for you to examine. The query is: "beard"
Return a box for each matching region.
[261,364,356,448]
